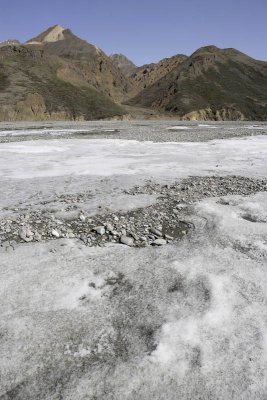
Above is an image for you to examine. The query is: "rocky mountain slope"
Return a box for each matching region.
[110,53,137,76]
[127,46,267,120]
[131,54,188,90]
[0,26,136,121]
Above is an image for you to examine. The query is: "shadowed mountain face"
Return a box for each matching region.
[127,46,267,120]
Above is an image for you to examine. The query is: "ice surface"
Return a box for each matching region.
[0,128,267,399]
[0,128,93,137]
[167,125,191,130]
[0,135,266,180]
[0,192,266,399]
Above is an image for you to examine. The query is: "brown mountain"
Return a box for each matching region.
[0,25,136,121]
[127,46,267,120]
[1,27,267,122]
[26,25,136,102]
[132,54,188,90]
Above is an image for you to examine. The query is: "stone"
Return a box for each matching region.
[152,238,167,246]
[94,226,105,235]
[51,229,60,238]
[120,235,134,246]
[165,234,174,240]
[34,232,42,241]
[79,214,86,222]
[150,227,162,237]
[105,223,113,232]
[19,227,33,242]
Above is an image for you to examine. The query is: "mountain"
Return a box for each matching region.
[26,25,137,102]
[110,53,137,76]
[0,27,267,122]
[0,25,137,121]
[131,54,188,89]
[127,46,267,120]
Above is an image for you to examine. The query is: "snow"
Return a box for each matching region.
[167,125,190,130]
[0,135,266,180]
[1,191,266,398]
[0,128,92,137]
[198,124,218,128]
[0,130,267,398]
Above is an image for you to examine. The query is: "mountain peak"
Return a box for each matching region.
[110,53,137,76]
[27,25,67,44]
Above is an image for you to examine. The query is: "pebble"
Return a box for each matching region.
[34,232,42,241]
[105,223,113,232]
[120,235,134,246]
[150,228,162,237]
[94,226,106,235]
[152,238,167,246]
[165,234,174,240]
[51,229,60,238]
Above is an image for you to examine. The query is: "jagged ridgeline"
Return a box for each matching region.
[0,26,267,121]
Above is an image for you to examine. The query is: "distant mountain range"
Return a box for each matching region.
[0,25,266,121]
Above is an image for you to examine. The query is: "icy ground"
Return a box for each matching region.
[0,123,267,399]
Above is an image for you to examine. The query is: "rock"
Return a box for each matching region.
[105,223,113,232]
[139,236,147,241]
[79,214,86,222]
[120,235,134,246]
[94,226,106,235]
[150,227,162,237]
[34,232,42,241]
[152,238,167,246]
[51,229,60,238]
[165,234,174,240]
[19,227,33,242]
[130,233,139,241]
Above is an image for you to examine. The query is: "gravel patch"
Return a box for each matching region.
[0,121,267,143]
[1,175,266,251]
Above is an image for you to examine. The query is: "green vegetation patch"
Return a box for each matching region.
[0,73,9,91]
[28,73,125,120]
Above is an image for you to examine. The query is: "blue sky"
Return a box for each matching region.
[0,0,266,65]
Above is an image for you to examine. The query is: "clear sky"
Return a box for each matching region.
[1,0,266,66]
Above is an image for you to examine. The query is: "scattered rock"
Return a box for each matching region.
[105,223,113,232]
[120,235,134,246]
[1,176,266,250]
[51,229,60,238]
[150,228,162,237]
[152,238,167,246]
[94,226,106,235]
